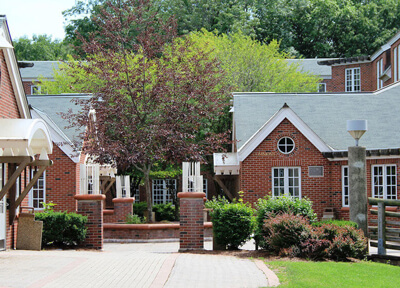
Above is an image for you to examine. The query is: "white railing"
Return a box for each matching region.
[182,162,203,192]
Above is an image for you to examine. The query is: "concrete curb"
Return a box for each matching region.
[254,259,280,287]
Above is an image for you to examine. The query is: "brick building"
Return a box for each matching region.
[0,16,53,250]
[319,31,400,92]
[214,84,400,220]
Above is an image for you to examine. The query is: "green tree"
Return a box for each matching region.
[190,30,321,92]
[66,0,231,221]
[158,0,259,36]
[13,35,72,61]
[255,0,400,58]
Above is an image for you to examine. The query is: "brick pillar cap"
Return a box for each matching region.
[74,194,106,201]
[112,197,135,203]
[178,192,206,198]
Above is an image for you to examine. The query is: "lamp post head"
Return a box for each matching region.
[347,120,367,146]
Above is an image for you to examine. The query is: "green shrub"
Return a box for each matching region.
[255,196,316,249]
[312,220,358,228]
[35,211,87,247]
[263,213,311,255]
[132,202,148,218]
[152,203,177,222]
[262,213,368,261]
[126,214,145,224]
[208,197,255,250]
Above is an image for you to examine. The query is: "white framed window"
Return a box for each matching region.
[377,59,383,89]
[203,179,208,198]
[342,166,349,207]
[345,68,361,92]
[152,179,177,204]
[372,165,397,200]
[277,137,295,154]
[31,85,41,95]
[318,83,326,93]
[398,44,400,81]
[272,167,301,198]
[133,188,140,203]
[29,170,46,209]
[394,47,398,82]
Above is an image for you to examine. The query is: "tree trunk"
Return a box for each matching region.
[144,171,153,222]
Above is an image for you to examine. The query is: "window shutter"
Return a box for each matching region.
[80,164,87,194]
[116,176,122,198]
[93,164,100,194]
[125,175,130,198]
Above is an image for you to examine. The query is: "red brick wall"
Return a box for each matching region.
[104,223,213,240]
[46,145,78,212]
[0,51,20,119]
[22,81,32,95]
[75,195,104,250]
[239,119,400,220]
[103,198,133,223]
[178,192,205,250]
[327,63,374,92]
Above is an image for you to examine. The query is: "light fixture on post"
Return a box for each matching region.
[347,120,367,146]
[347,119,368,236]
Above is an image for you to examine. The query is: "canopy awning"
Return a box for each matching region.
[0,119,52,159]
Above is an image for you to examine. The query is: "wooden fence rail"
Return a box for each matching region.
[368,197,400,255]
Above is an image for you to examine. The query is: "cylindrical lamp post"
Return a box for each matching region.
[347,120,368,236]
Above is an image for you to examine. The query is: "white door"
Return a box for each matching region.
[0,164,6,251]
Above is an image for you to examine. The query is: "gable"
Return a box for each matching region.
[0,17,30,119]
[238,105,332,162]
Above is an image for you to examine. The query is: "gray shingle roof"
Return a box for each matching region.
[286,59,334,79]
[234,83,400,151]
[27,94,90,145]
[19,61,60,80]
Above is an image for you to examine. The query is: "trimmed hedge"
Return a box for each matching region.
[206,196,255,250]
[132,202,148,218]
[35,211,87,247]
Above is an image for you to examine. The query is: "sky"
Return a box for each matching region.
[2,0,78,41]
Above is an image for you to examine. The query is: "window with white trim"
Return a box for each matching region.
[272,167,301,198]
[398,44,400,81]
[30,170,46,209]
[277,137,295,154]
[342,166,349,207]
[372,165,397,200]
[318,83,326,93]
[394,47,398,82]
[345,68,361,92]
[31,85,42,95]
[133,188,140,203]
[377,59,383,89]
[152,179,177,204]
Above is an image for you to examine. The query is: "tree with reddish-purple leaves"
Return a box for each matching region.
[70,0,231,221]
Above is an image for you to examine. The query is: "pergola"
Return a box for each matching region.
[0,119,53,224]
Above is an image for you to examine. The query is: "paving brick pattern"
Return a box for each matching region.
[0,242,272,288]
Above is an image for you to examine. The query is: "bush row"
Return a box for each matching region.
[264,213,367,261]
[205,195,367,260]
[35,211,87,247]
[133,202,179,222]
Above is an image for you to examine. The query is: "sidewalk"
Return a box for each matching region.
[0,241,277,288]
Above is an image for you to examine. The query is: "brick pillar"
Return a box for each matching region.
[178,192,206,251]
[112,198,134,223]
[74,194,105,250]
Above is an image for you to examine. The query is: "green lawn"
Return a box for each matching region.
[266,260,400,287]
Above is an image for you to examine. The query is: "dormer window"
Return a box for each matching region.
[345,68,360,92]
